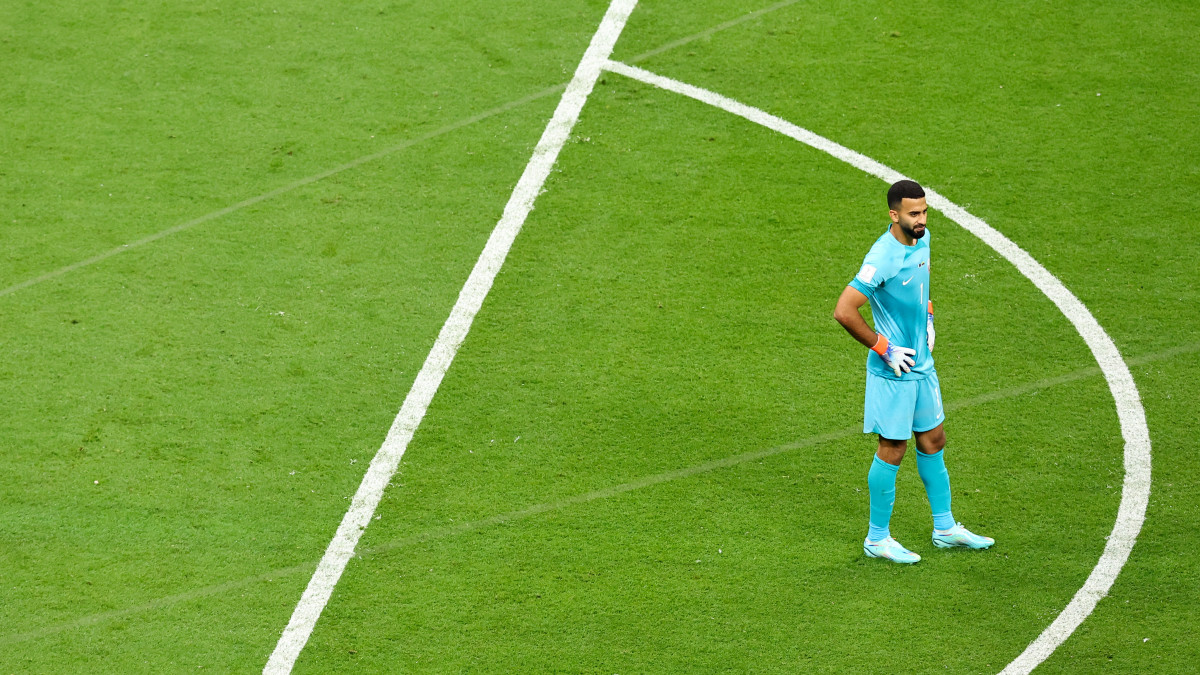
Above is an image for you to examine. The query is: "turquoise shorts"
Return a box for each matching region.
[864,370,945,440]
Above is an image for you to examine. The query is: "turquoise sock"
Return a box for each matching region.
[916,449,955,531]
[867,454,899,542]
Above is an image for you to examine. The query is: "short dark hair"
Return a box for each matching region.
[887,179,925,211]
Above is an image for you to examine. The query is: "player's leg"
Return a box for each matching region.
[913,373,993,550]
[863,436,920,563]
[913,423,954,531]
[862,374,920,563]
[868,435,906,542]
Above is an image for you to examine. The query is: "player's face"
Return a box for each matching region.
[890,197,928,241]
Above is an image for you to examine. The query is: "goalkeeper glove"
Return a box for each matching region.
[871,334,915,377]
[926,301,935,352]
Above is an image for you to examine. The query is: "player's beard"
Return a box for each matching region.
[901,222,926,240]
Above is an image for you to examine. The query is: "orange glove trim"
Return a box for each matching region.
[870,334,890,356]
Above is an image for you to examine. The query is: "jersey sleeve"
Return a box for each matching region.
[848,246,900,298]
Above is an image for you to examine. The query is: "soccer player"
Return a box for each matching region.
[833,179,994,564]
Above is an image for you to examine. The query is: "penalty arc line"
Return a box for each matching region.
[261,1,641,672]
[600,60,1151,675]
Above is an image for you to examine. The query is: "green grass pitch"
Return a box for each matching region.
[2,0,1198,672]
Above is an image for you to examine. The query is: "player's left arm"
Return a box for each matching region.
[927,300,935,351]
[924,228,935,352]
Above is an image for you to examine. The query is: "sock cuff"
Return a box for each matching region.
[932,511,955,531]
[872,455,900,473]
[915,448,944,462]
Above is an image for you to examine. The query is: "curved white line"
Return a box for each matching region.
[602,59,1151,674]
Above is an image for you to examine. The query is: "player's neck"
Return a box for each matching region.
[889,223,916,247]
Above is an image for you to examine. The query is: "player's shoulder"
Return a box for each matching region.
[863,228,906,277]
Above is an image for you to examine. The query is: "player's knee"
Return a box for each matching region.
[916,428,946,454]
[877,436,907,464]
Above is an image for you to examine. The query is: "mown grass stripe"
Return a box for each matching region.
[0,1,805,301]
[2,341,1187,649]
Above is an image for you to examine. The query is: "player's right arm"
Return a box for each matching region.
[833,286,879,348]
[834,286,916,376]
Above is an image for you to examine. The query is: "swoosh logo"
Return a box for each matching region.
[902,276,914,285]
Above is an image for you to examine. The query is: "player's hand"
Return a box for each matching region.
[871,334,916,377]
[926,301,935,352]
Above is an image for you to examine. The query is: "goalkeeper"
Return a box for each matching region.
[833,179,994,564]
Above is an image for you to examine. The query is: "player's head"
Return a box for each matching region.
[887,180,928,241]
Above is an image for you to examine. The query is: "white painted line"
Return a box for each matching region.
[602,60,1151,674]
[0,2,807,302]
[261,2,639,672]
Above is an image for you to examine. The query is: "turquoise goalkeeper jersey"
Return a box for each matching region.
[847,225,934,380]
